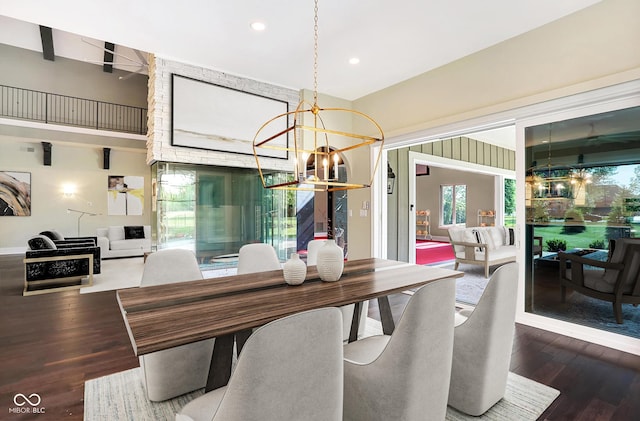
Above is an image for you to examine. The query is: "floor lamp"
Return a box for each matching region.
[67,209,98,236]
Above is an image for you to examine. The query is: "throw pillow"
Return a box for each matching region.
[508,228,515,245]
[108,226,126,242]
[472,229,485,252]
[39,231,57,241]
[40,230,65,241]
[28,235,57,250]
[124,226,145,239]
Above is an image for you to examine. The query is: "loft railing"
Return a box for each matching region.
[0,84,147,135]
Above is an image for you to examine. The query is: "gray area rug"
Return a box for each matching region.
[84,318,559,420]
[434,262,493,306]
[84,367,559,421]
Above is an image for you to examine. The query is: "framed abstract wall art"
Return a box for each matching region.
[0,171,31,216]
[108,175,144,216]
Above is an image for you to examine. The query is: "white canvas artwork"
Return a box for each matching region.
[171,75,289,159]
[107,175,144,216]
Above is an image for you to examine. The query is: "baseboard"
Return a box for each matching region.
[0,246,27,255]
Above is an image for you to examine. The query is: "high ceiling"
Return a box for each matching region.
[0,0,600,101]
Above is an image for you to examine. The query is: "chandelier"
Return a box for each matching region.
[525,123,593,204]
[252,0,384,191]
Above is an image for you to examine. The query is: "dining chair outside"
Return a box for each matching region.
[175,307,344,421]
[342,277,456,421]
[139,249,216,401]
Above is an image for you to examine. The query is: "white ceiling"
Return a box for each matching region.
[0,0,600,101]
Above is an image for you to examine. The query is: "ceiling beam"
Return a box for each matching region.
[39,26,54,61]
[103,42,115,73]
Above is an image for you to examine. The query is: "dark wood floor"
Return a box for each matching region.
[1,254,639,420]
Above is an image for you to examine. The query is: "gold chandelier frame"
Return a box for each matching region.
[252,0,384,192]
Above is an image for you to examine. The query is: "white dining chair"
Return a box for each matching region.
[448,262,519,415]
[175,307,344,421]
[342,277,456,421]
[236,243,281,274]
[139,248,215,401]
[306,238,369,342]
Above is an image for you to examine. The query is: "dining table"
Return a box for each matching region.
[117,257,463,392]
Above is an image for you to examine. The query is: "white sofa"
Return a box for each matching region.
[97,225,151,259]
[447,226,516,278]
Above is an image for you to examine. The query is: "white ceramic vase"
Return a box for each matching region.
[283,253,307,285]
[316,239,344,282]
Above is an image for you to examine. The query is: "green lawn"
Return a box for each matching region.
[533,223,639,251]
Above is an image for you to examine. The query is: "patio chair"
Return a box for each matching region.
[559,238,640,324]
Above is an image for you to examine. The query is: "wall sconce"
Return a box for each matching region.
[62,183,76,198]
[387,162,396,195]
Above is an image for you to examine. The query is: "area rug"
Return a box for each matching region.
[437,263,494,306]
[416,240,455,265]
[85,362,559,421]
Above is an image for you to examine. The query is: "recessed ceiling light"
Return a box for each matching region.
[349,57,360,65]
[250,21,266,31]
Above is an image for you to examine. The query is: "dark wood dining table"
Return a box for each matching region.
[117,257,462,392]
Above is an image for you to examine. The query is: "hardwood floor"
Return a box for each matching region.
[1,254,639,420]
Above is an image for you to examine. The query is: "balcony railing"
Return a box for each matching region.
[0,84,147,135]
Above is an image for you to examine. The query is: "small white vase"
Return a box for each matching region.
[283,253,307,285]
[316,239,344,282]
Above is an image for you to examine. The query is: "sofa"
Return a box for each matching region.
[97,225,152,259]
[447,226,516,278]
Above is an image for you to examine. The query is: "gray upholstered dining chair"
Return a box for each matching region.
[342,277,456,421]
[236,243,281,274]
[306,239,369,342]
[448,262,519,416]
[175,307,344,421]
[139,248,215,401]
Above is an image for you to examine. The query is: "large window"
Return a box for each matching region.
[441,184,466,226]
[504,178,516,227]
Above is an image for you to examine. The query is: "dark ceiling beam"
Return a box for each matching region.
[103,42,115,73]
[39,26,55,61]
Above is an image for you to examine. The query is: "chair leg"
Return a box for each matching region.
[613,301,624,324]
[454,262,459,270]
[560,286,567,303]
[484,265,489,278]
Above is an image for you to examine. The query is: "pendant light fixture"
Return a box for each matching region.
[252,0,384,191]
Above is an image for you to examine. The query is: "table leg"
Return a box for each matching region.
[348,302,362,343]
[206,333,234,392]
[235,329,252,355]
[377,296,395,335]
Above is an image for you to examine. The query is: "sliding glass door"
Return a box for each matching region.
[523,105,640,338]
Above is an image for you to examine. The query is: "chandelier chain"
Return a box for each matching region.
[313,0,319,106]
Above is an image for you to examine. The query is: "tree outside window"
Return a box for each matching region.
[441,184,466,226]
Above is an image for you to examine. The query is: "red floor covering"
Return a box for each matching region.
[415,240,455,265]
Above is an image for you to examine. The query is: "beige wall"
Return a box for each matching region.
[0,43,148,108]
[416,167,495,238]
[0,135,150,251]
[354,0,640,138]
